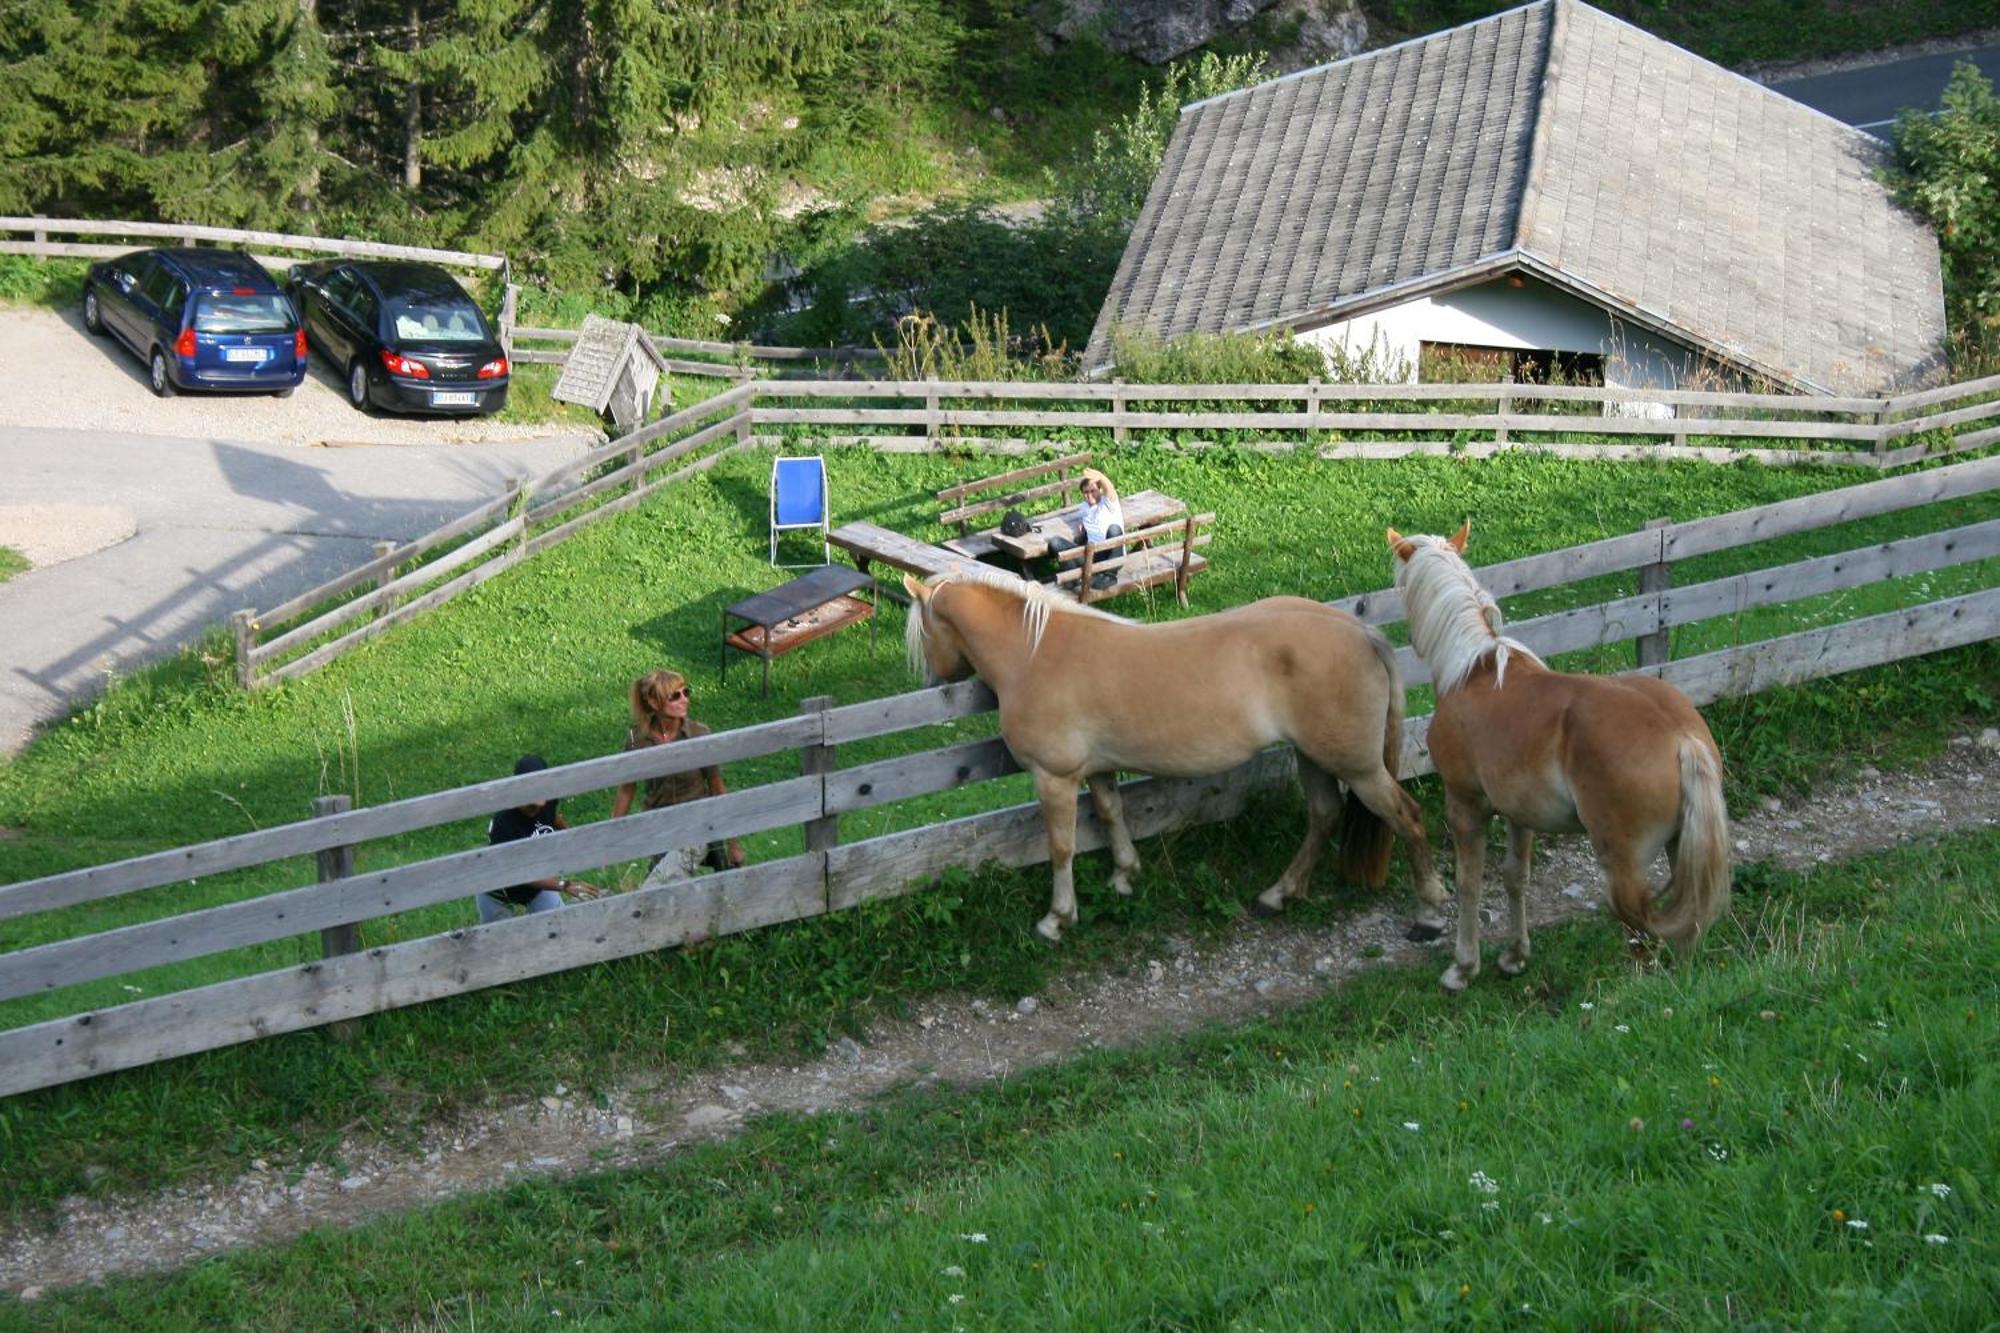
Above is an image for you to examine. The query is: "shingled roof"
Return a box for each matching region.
[1083,0,1946,394]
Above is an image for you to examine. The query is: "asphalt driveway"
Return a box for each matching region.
[0,297,603,752]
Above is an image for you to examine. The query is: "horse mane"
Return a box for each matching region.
[1394,537,1543,695]
[906,562,1126,672]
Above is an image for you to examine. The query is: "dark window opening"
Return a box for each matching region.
[1420,341,1604,386]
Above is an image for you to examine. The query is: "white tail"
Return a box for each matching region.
[1655,739,1731,950]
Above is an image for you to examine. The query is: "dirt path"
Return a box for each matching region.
[2,731,1994,1297]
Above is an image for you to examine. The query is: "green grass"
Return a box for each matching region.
[0,444,1993,1218]
[4,829,1992,1329]
[0,547,27,585]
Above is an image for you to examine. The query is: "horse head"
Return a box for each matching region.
[902,574,976,685]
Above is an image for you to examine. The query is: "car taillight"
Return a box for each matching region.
[174,327,197,359]
[476,356,509,380]
[295,329,309,359]
[379,350,430,379]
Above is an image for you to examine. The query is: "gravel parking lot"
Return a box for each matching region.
[0,306,596,450]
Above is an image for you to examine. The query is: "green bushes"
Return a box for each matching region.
[1889,61,2000,374]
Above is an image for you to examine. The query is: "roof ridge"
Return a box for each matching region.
[1180,0,1553,117]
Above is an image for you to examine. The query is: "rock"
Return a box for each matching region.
[337,1175,369,1193]
[1146,960,1166,983]
[720,1084,753,1106]
[1035,0,1364,66]
[1979,727,1999,753]
[1162,935,1193,958]
[1859,766,1880,782]
[836,1037,864,1064]
[614,1116,635,1140]
[1253,978,1276,997]
[531,1156,563,1170]
[1311,956,1336,977]
[539,1096,563,1112]
[1762,796,1783,813]
[684,1104,733,1129]
[1015,996,1040,1016]
[102,1225,127,1242]
[18,1286,42,1301]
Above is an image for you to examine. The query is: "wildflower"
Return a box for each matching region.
[1439,1230,1455,1240]
[1403,1122,1422,1132]
[1537,1213,1553,1226]
[1459,1100,1470,1111]
[1578,1002,1595,1011]
[1846,1219,1869,1231]
[947,1294,965,1305]
[1924,1234,1950,1245]
[1112,1151,1123,1161]
[960,1233,988,1244]
[1759,1010,1776,1022]
[1832,1210,1848,1225]
[714,312,732,326]
[1662,1007,1674,1018]
[1628,1117,1645,1133]
[1707,1145,1728,1162]
[1303,1203,1315,1216]
[1481,1201,1499,1212]
[1681,1118,1696,1131]
[1459,1284,1471,1300]
[1614,1024,1631,1034]
[1708,1075,1722,1090]
[1469,1171,1499,1195]
[940,1265,965,1278]
[1928,1183,1952,1199]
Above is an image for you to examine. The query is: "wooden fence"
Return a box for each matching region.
[508,324,886,379]
[229,384,755,689]
[0,215,507,275]
[746,373,2000,467]
[5,455,1995,1098]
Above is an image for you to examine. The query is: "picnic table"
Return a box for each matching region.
[721,564,877,697]
[828,521,971,593]
[984,489,1190,562]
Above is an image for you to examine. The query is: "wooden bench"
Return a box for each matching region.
[828,521,968,596]
[1054,512,1215,606]
[936,451,1093,563]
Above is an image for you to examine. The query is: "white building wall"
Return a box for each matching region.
[1294,275,1724,393]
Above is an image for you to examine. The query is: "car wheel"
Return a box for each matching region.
[83,289,105,336]
[149,349,175,398]
[274,385,296,399]
[347,360,371,411]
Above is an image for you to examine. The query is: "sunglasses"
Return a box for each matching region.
[662,687,690,702]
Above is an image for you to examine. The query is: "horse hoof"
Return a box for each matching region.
[1251,892,1286,917]
[1112,874,1136,898]
[1035,916,1064,944]
[1406,919,1444,943]
[1440,964,1475,993]
[1497,950,1529,976]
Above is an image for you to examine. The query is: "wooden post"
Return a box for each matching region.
[1078,541,1096,603]
[1304,377,1321,444]
[1637,516,1672,669]
[1871,398,1891,461]
[372,540,401,619]
[924,374,940,443]
[1495,373,1512,449]
[498,282,519,360]
[798,696,839,854]
[31,216,47,259]
[734,400,751,448]
[503,477,525,550]
[314,795,361,958]
[627,437,645,495]
[230,609,258,691]
[1112,378,1128,445]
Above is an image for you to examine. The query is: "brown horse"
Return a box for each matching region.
[1386,523,1731,990]
[902,566,1446,942]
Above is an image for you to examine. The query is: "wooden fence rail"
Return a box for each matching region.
[3,457,1994,1096]
[0,216,507,274]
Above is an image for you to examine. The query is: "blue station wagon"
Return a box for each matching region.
[82,248,308,397]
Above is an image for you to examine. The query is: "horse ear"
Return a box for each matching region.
[1385,527,1415,560]
[901,574,929,604]
[1448,520,1471,553]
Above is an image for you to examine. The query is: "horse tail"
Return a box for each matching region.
[1654,737,1731,951]
[1338,625,1403,889]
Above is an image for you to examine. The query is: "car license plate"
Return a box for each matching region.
[431,390,478,407]
[225,347,270,363]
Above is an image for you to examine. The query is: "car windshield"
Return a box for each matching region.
[194,293,295,335]
[388,294,488,342]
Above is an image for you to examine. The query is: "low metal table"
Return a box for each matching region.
[721,565,877,697]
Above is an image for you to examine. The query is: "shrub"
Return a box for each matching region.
[1106,326,1328,384]
[1888,61,2000,372]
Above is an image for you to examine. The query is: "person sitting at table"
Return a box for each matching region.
[612,667,746,885]
[1044,467,1125,589]
[476,753,604,925]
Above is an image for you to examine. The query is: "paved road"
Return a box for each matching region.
[1770,41,2000,132]
[0,426,590,753]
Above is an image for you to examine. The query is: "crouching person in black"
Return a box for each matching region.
[476,753,604,925]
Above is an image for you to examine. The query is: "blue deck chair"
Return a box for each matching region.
[770,454,829,566]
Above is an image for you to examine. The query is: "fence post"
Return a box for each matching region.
[504,476,526,551]
[1495,373,1512,449]
[798,696,838,853]
[498,282,519,360]
[230,609,258,691]
[1871,397,1891,462]
[1113,378,1128,445]
[925,374,940,444]
[1637,516,1672,669]
[1304,377,1321,445]
[314,795,361,958]
[627,435,646,495]
[372,540,402,619]
[31,215,47,260]
[734,396,752,448]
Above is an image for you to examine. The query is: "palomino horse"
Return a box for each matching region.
[1386,523,1731,991]
[902,566,1446,942]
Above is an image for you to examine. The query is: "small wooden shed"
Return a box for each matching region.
[551,314,672,430]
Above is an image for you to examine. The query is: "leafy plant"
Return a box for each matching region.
[1888,61,2000,372]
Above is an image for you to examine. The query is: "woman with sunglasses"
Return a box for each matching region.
[611,668,746,881]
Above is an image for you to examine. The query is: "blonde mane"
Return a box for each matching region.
[905,563,1126,674]
[1394,537,1543,695]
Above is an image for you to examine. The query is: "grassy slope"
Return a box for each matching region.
[4,829,1992,1329]
[0,442,1992,1217]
